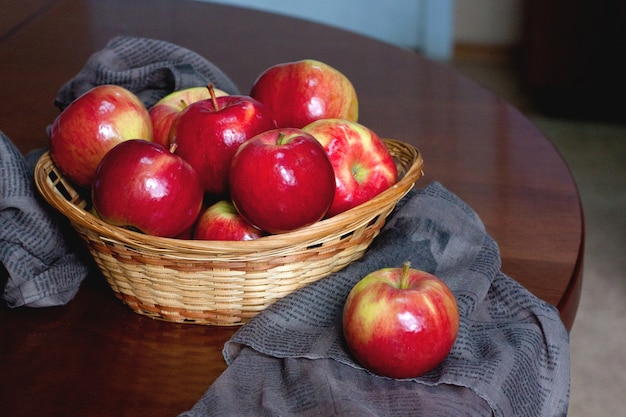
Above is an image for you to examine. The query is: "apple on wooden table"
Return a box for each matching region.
[49,84,153,188]
[343,262,459,379]
[169,87,275,195]
[149,85,229,147]
[302,119,398,217]
[229,128,336,234]
[193,200,264,241]
[250,59,358,128]
[92,139,204,238]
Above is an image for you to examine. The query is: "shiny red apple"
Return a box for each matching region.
[49,84,153,188]
[193,200,264,241]
[302,118,398,217]
[343,262,459,379]
[92,139,203,238]
[149,85,229,147]
[229,128,336,234]
[169,90,275,195]
[250,59,358,128]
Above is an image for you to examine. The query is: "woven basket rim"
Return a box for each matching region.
[34,138,423,254]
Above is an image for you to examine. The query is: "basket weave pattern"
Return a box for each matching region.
[34,139,423,325]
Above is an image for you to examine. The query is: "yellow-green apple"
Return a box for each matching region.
[149,85,228,147]
[343,262,459,379]
[169,93,275,195]
[49,84,153,188]
[92,139,203,238]
[193,200,264,241]
[302,119,398,217]
[229,128,335,234]
[250,59,358,128]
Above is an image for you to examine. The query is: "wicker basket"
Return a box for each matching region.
[34,139,423,325]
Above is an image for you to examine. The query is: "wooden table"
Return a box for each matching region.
[0,1,583,416]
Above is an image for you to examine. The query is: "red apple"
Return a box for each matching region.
[193,200,264,241]
[343,262,459,379]
[229,128,335,234]
[149,85,229,147]
[49,84,153,188]
[92,139,203,238]
[169,89,275,195]
[250,59,358,128]
[302,119,398,217]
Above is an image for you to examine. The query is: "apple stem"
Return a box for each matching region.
[276,132,286,145]
[400,261,411,289]
[169,142,178,154]
[207,83,219,111]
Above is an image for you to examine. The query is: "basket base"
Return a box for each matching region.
[116,292,252,326]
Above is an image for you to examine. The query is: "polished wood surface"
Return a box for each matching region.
[0,1,583,416]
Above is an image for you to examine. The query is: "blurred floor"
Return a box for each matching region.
[450,56,626,416]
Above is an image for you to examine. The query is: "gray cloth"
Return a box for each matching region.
[179,183,570,417]
[1,36,241,308]
[0,132,90,307]
[53,35,241,111]
[3,35,569,414]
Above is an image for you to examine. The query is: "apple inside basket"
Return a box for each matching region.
[34,139,423,326]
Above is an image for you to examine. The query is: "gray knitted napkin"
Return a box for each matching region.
[0,132,90,307]
[2,35,569,415]
[2,36,241,308]
[53,35,240,111]
[179,183,570,417]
